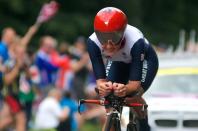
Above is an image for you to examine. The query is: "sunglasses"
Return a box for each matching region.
[95,30,124,45]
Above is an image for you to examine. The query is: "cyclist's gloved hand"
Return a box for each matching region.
[97,80,113,97]
[113,82,127,97]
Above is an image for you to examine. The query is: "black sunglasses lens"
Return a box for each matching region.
[95,31,123,45]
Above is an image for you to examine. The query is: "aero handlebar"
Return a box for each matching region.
[78,98,148,114]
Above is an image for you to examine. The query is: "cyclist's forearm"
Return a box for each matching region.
[125,81,142,95]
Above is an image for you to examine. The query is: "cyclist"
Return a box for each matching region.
[87,7,158,131]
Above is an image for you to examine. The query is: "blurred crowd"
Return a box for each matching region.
[154,41,198,55]
[0,24,106,131]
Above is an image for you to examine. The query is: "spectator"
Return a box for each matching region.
[17,24,39,130]
[70,36,89,100]
[0,41,26,131]
[186,41,197,53]
[18,51,36,130]
[0,24,39,131]
[0,27,16,115]
[0,27,26,131]
[35,88,69,130]
[155,42,169,54]
[35,36,58,95]
[0,27,16,91]
[58,91,79,131]
[53,42,74,91]
[0,27,16,62]
[51,42,89,92]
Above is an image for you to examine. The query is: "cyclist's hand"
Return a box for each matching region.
[97,81,113,97]
[113,83,127,97]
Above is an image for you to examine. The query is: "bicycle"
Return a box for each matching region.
[78,92,148,131]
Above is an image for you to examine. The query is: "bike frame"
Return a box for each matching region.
[78,95,147,131]
[105,110,121,131]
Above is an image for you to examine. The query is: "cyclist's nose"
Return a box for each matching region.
[107,40,113,45]
[106,40,113,48]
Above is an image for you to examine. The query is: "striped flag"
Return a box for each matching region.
[36,1,59,24]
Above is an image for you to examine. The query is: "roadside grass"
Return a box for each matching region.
[81,120,102,131]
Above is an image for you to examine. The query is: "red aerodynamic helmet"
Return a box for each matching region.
[94,7,128,45]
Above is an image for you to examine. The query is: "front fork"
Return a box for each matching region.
[127,104,148,131]
[105,110,122,131]
[127,111,138,131]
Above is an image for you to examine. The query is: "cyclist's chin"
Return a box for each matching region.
[104,51,115,57]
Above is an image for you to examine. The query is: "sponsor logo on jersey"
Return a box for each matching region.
[141,60,148,82]
[141,53,145,61]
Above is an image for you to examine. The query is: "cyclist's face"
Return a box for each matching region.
[101,40,121,56]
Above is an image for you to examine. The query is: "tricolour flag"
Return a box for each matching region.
[36,1,59,24]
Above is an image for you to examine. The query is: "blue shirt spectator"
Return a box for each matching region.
[35,50,58,87]
[0,27,16,94]
[60,98,78,131]
[35,36,58,88]
[0,41,9,62]
[0,41,9,84]
[60,92,80,131]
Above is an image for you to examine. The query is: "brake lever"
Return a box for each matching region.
[141,104,148,112]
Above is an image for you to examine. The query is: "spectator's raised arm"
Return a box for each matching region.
[20,24,39,48]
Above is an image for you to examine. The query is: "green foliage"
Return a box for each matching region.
[0,0,198,48]
[81,120,102,131]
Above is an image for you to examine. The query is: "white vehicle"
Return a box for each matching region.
[144,54,198,131]
[121,54,198,131]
